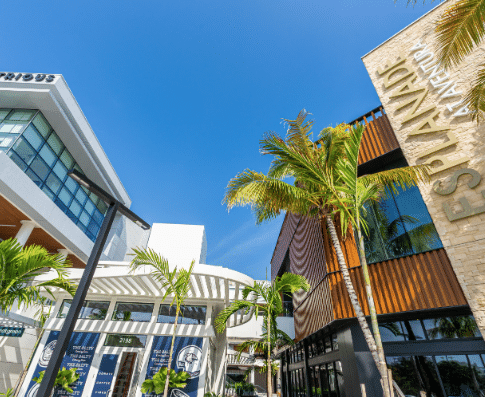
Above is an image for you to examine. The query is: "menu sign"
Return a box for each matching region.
[25,331,100,397]
[144,336,203,397]
[92,354,119,397]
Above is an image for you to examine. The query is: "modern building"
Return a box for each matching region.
[17,222,256,397]
[0,73,150,391]
[0,75,264,397]
[272,2,485,396]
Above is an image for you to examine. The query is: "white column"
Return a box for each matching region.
[57,248,69,260]
[15,220,36,246]
[250,368,255,384]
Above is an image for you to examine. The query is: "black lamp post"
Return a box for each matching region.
[37,169,150,397]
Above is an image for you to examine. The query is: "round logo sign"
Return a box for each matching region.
[176,345,202,378]
[39,340,57,368]
[26,382,40,397]
[171,389,189,397]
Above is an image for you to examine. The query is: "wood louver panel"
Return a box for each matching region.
[355,107,400,165]
[271,212,300,281]
[328,249,467,320]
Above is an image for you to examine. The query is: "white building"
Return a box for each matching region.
[0,72,292,397]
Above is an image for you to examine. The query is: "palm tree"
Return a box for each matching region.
[405,0,485,121]
[130,247,195,397]
[223,111,428,397]
[215,273,310,397]
[0,238,76,315]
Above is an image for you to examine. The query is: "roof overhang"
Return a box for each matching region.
[37,262,256,328]
[0,73,131,207]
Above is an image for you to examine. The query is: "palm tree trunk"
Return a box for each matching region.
[325,215,390,395]
[266,313,272,397]
[164,303,180,397]
[355,218,392,397]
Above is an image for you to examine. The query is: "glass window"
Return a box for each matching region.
[57,299,110,320]
[387,355,442,397]
[26,169,43,187]
[8,110,35,121]
[424,315,480,339]
[42,186,55,200]
[39,144,56,167]
[12,138,36,165]
[379,322,406,342]
[331,334,338,351]
[32,113,51,137]
[60,149,74,169]
[6,109,105,242]
[69,200,82,217]
[0,109,10,121]
[45,173,62,195]
[435,355,481,396]
[361,165,442,264]
[53,160,68,181]
[8,151,27,171]
[47,133,64,155]
[79,211,90,226]
[157,305,207,324]
[29,157,50,181]
[104,334,147,348]
[324,336,332,353]
[335,361,345,397]
[75,188,88,206]
[112,302,154,322]
[58,187,73,206]
[402,319,426,341]
[23,125,44,151]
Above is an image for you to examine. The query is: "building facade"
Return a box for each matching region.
[17,223,255,397]
[0,73,150,391]
[272,2,485,396]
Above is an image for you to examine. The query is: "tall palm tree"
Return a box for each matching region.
[215,273,310,397]
[0,238,76,315]
[223,111,428,397]
[130,248,195,397]
[406,0,485,121]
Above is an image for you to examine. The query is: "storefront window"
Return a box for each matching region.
[361,172,442,264]
[157,305,207,324]
[104,334,147,348]
[112,302,154,322]
[423,315,481,339]
[57,299,110,320]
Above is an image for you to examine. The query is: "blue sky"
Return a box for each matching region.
[2,0,437,280]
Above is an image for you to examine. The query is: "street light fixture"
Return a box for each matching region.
[37,169,150,397]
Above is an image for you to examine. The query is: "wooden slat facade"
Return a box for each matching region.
[270,106,468,342]
[355,107,400,165]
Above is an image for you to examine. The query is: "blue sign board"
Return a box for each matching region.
[145,336,204,397]
[0,326,24,337]
[92,354,119,397]
[25,331,100,397]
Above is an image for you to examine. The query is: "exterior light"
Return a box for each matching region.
[36,170,150,397]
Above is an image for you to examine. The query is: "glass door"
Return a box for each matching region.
[111,352,137,397]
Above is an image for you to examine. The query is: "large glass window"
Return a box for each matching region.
[57,299,110,320]
[112,302,154,322]
[2,109,107,241]
[157,305,206,324]
[361,160,442,264]
[388,354,485,397]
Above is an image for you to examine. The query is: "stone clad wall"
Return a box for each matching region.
[362,0,485,335]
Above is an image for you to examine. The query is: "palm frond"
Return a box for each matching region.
[223,170,315,223]
[359,165,429,196]
[464,62,485,121]
[214,300,263,333]
[435,0,485,68]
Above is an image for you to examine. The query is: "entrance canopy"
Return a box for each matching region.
[36,261,256,328]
